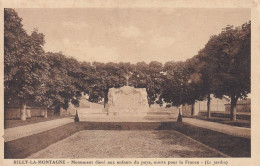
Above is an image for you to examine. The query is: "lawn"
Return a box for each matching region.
[4,115,72,129]
[5,122,250,158]
[5,122,83,159]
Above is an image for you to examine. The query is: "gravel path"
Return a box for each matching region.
[28,130,227,158]
[4,118,74,142]
[183,118,251,139]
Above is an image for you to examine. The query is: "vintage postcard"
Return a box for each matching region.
[1,0,260,166]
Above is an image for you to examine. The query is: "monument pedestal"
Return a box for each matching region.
[108,108,149,116]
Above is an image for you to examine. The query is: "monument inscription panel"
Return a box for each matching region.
[107,86,149,116]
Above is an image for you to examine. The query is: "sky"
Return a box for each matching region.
[15,8,250,63]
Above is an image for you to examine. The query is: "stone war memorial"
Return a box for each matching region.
[77,73,178,121]
[77,83,179,122]
[77,85,154,121]
[106,86,149,116]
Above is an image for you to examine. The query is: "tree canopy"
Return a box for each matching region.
[201,22,251,120]
[4,9,46,107]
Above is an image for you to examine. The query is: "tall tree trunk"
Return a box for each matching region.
[191,102,195,116]
[230,96,238,121]
[20,101,26,121]
[181,104,184,115]
[104,88,109,108]
[177,107,182,122]
[207,93,211,119]
[59,105,63,116]
[44,107,48,118]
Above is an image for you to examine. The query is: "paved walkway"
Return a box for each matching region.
[183,118,251,139]
[4,118,74,142]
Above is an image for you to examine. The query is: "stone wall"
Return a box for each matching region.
[182,95,229,116]
[5,107,55,119]
[182,104,193,115]
[225,104,251,112]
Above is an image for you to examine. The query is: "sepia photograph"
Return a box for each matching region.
[2,1,256,164]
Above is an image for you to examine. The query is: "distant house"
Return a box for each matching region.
[182,94,230,116]
[225,99,251,113]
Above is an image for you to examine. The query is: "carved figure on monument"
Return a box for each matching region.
[124,72,133,86]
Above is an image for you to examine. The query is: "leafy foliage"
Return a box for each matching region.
[4,9,46,107]
[201,22,251,120]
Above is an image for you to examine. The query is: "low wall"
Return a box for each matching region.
[182,105,193,116]
[225,104,251,113]
[5,107,55,119]
[198,111,250,120]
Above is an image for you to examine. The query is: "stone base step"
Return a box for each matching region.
[79,112,108,115]
[78,108,105,113]
[145,115,177,118]
[78,114,178,122]
[147,111,178,115]
[77,108,179,122]
[60,113,71,116]
[78,113,177,117]
[108,112,148,116]
[78,116,177,122]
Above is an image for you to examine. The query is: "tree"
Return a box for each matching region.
[161,61,190,107]
[216,22,250,121]
[79,61,93,95]
[86,62,106,103]
[88,62,109,106]
[41,52,80,115]
[88,62,135,107]
[196,38,220,119]
[200,22,251,121]
[4,9,46,120]
[146,61,163,106]
[132,61,163,107]
[160,60,202,114]
[131,62,149,88]
[65,57,86,107]
[183,57,204,115]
